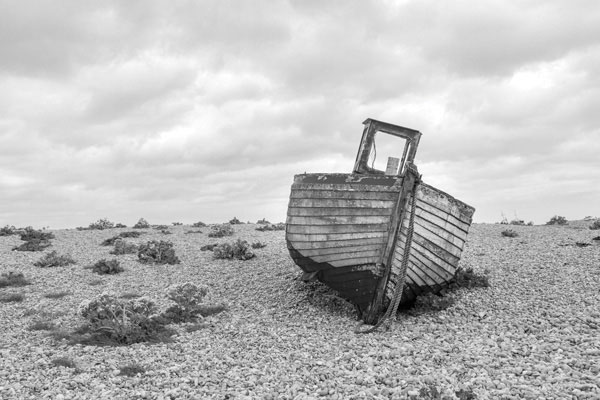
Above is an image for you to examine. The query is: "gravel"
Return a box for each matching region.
[0,223,599,399]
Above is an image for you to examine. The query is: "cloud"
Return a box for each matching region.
[0,0,599,228]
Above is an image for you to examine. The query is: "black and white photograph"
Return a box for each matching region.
[1,1,599,399]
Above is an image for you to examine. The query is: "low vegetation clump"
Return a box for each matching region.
[185,230,203,234]
[19,227,55,241]
[133,218,151,229]
[452,267,490,289]
[13,239,52,252]
[213,239,255,260]
[192,221,207,227]
[110,240,138,255]
[510,219,525,226]
[0,225,17,236]
[118,363,146,377]
[229,217,243,225]
[76,292,174,345]
[0,293,25,303]
[172,222,182,226]
[87,218,115,230]
[251,241,267,249]
[161,283,226,324]
[501,229,518,238]
[0,272,31,288]
[92,259,124,275]
[256,218,271,225]
[138,241,180,264]
[589,219,600,230]
[255,223,285,232]
[153,225,169,230]
[115,223,127,228]
[101,231,142,246]
[208,224,234,238]
[33,251,76,268]
[200,244,217,251]
[546,215,568,225]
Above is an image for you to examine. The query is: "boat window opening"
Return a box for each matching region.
[368,131,409,176]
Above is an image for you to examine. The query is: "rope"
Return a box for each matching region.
[355,182,419,334]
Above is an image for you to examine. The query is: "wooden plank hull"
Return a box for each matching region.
[286,173,475,315]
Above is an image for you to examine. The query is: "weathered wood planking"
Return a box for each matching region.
[289,198,395,209]
[286,223,389,235]
[287,215,391,225]
[287,237,385,250]
[288,207,394,217]
[383,183,476,304]
[290,190,398,201]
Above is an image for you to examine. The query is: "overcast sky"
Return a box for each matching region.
[1,0,599,229]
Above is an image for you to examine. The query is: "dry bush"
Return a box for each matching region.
[0,272,31,288]
[92,259,124,275]
[589,219,600,230]
[102,231,142,246]
[34,251,76,268]
[138,241,180,265]
[110,240,138,255]
[229,217,243,225]
[251,241,267,249]
[200,244,218,251]
[192,221,207,227]
[13,239,52,252]
[546,215,568,225]
[133,218,151,229]
[255,223,285,232]
[256,218,270,225]
[0,293,25,303]
[87,218,115,230]
[501,229,518,238]
[213,239,255,260]
[208,224,234,238]
[19,228,55,241]
[0,225,17,236]
[75,292,174,345]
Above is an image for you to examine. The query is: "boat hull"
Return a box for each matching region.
[286,173,475,315]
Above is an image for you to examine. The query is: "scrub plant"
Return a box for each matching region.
[161,283,226,323]
[255,223,285,232]
[33,251,76,268]
[213,239,255,260]
[133,218,151,229]
[77,292,173,345]
[208,224,234,238]
[88,218,115,230]
[546,215,568,225]
[110,240,138,255]
[0,272,30,288]
[13,239,52,251]
[137,241,180,264]
[92,259,124,275]
[501,229,518,238]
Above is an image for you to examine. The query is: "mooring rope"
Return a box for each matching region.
[355,182,419,334]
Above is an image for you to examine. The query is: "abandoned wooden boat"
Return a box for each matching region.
[286,118,475,325]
